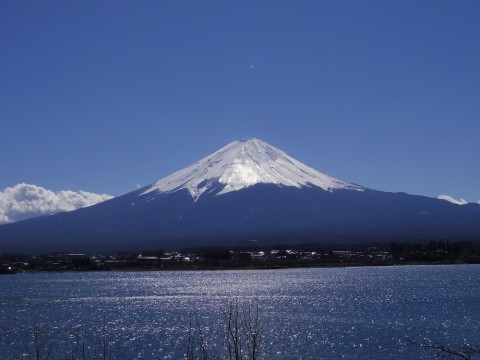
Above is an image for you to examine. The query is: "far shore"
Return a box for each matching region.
[2,239,479,274]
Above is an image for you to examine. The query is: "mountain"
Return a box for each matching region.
[142,138,364,200]
[1,139,480,253]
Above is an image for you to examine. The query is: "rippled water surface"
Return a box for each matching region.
[1,265,479,359]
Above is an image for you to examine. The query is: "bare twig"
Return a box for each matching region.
[30,319,55,360]
[187,300,262,360]
[408,338,480,360]
[226,300,243,360]
[186,312,211,360]
[241,303,261,360]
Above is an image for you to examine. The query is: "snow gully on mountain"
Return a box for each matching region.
[141,139,364,201]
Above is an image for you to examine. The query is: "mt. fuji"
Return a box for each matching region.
[142,139,363,200]
[1,139,480,253]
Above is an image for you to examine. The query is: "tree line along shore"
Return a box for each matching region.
[1,240,479,274]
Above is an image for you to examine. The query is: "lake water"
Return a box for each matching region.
[1,265,479,359]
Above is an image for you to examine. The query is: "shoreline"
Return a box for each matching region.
[3,240,479,274]
[3,259,478,275]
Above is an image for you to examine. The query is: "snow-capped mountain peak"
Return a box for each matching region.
[141,138,364,200]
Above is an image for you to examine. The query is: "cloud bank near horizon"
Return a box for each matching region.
[0,183,113,224]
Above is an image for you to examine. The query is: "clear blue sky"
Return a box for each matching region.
[1,1,479,201]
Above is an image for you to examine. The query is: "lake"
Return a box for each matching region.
[1,265,479,359]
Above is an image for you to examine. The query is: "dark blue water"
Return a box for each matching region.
[1,265,479,359]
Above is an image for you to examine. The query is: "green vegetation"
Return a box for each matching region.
[390,240,480,263]
[1,240,479,273]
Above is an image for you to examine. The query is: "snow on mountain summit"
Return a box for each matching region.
[142,139,364,200]
[437,195,468,205]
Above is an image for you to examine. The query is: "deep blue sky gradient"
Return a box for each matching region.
[1,1,479,201]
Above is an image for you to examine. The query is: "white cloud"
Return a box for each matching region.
[0,183,113,224]
[437,195,468,205]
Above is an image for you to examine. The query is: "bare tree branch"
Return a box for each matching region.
[408,337,480,360]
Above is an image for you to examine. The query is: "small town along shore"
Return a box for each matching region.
[1,240,479,274]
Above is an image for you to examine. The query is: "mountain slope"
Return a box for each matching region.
[1,139,479,253]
